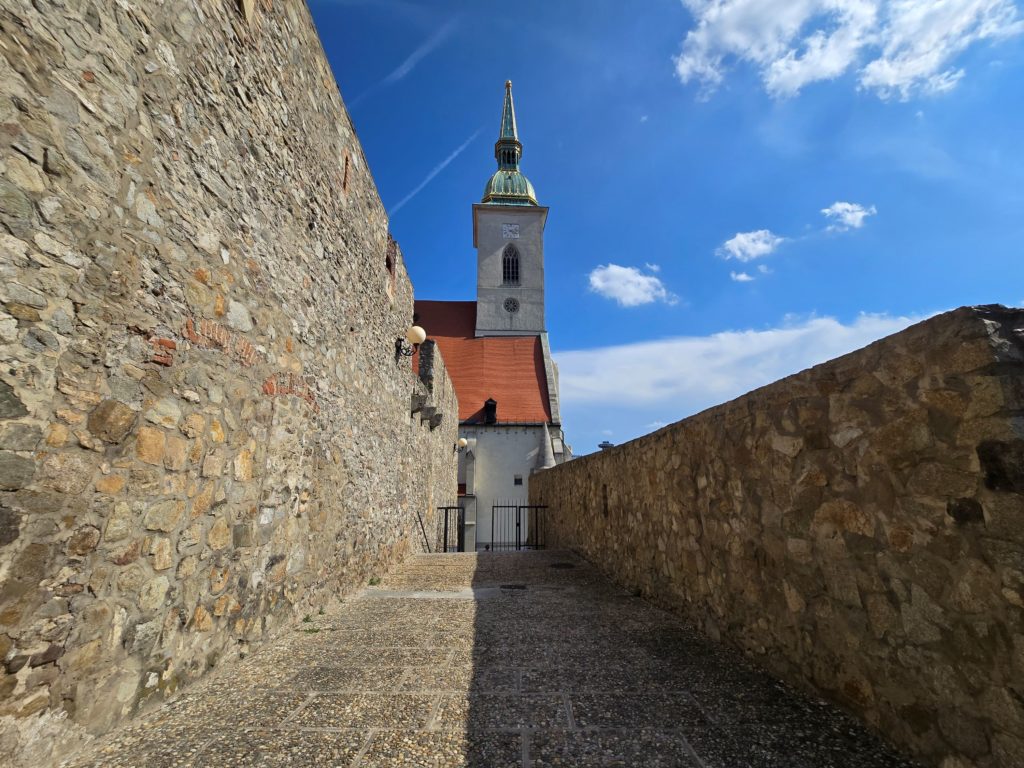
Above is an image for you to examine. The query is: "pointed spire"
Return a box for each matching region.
[536,422,556,470]
[494,80,522,171]
[481,80,538,206]
[499,80,518,141]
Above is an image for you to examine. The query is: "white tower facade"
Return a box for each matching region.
[473,204,548,336]
[473,80,549,338]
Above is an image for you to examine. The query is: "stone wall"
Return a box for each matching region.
[531,306,1024,768]
[0,1,457,763]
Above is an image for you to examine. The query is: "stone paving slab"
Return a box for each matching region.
[289,693,436,730]
[530,729,702,768]
[435,693,570,731]
[65,551,921,768]
[360,731,522,768]
[194,729,369,768]
[289,666,408,692]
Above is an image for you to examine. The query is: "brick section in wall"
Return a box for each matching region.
[530,306,1024,768]
[183,317,260,367]
[261,372,319,412]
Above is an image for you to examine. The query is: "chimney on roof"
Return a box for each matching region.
[483,398,497,425]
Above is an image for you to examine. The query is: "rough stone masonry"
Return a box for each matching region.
[531,306,1024,768]
[0,1,457,764]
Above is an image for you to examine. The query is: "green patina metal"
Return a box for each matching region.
[481,80,538,206]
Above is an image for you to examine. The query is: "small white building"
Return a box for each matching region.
[414,81,570,550]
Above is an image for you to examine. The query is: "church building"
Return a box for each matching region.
[414,81,571,551]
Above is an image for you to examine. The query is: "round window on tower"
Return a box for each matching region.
[503,297,520,313]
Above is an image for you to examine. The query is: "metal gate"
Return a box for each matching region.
[437,506,465,553]
[489,504,548,551]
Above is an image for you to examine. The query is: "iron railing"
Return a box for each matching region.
[437,506,465,552]
[489,502,548,551]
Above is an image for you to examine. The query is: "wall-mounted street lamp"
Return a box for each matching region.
[395,325,426,359]
[454,437,468,453]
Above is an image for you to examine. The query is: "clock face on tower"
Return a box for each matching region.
[502,223,520,239]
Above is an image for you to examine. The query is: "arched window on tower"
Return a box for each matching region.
[502,244,520,286]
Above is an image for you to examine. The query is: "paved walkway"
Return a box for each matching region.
[68,551,919,767]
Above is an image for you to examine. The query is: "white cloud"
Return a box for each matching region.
[821,201,877,230]
[757,264,772,274]
[640,114,650,123]
[588,264,677,307]
[645,262,661,272]
[556,312,929,409]
[718,229,785,261]
[674,0,1024,100]
[730,271,755,282]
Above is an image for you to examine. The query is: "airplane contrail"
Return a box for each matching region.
[389,129,481,216]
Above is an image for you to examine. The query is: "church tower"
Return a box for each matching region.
[414,79,572,550]
[473,81,549,337]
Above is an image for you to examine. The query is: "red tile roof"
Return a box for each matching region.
[414,300,552,424]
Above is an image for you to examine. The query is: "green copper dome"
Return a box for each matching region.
[482,169,537,206]
[481,81,538,207]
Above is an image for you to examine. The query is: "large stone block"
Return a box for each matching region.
[0,505,21,546]
[0,452,34,490]
[0,388,34,426]
[206,518,231,551]
[144,501,184,532]
[104,502,134,542]
[0,423,42,451]
[139,576,169,613]
[87,400,137,444]
[37,452,95,494]
[66,526,100,556]
[150,538,173,571]
[135,427,166,466]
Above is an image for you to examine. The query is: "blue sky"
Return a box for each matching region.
[308,0,1024,454]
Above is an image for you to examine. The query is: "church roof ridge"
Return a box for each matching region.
[413,299,552,423]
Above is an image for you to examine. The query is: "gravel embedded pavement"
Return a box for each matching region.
[66,551,920,768]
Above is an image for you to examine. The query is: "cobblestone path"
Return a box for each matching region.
[67,551,919,767]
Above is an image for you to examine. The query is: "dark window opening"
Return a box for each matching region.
[483,398,497,425]
[602,484,608,518]
[342,154,351,194]
[502,244,520,285]
[384,235,397,299]
[385,236,397,277]
[513,475,523,486]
